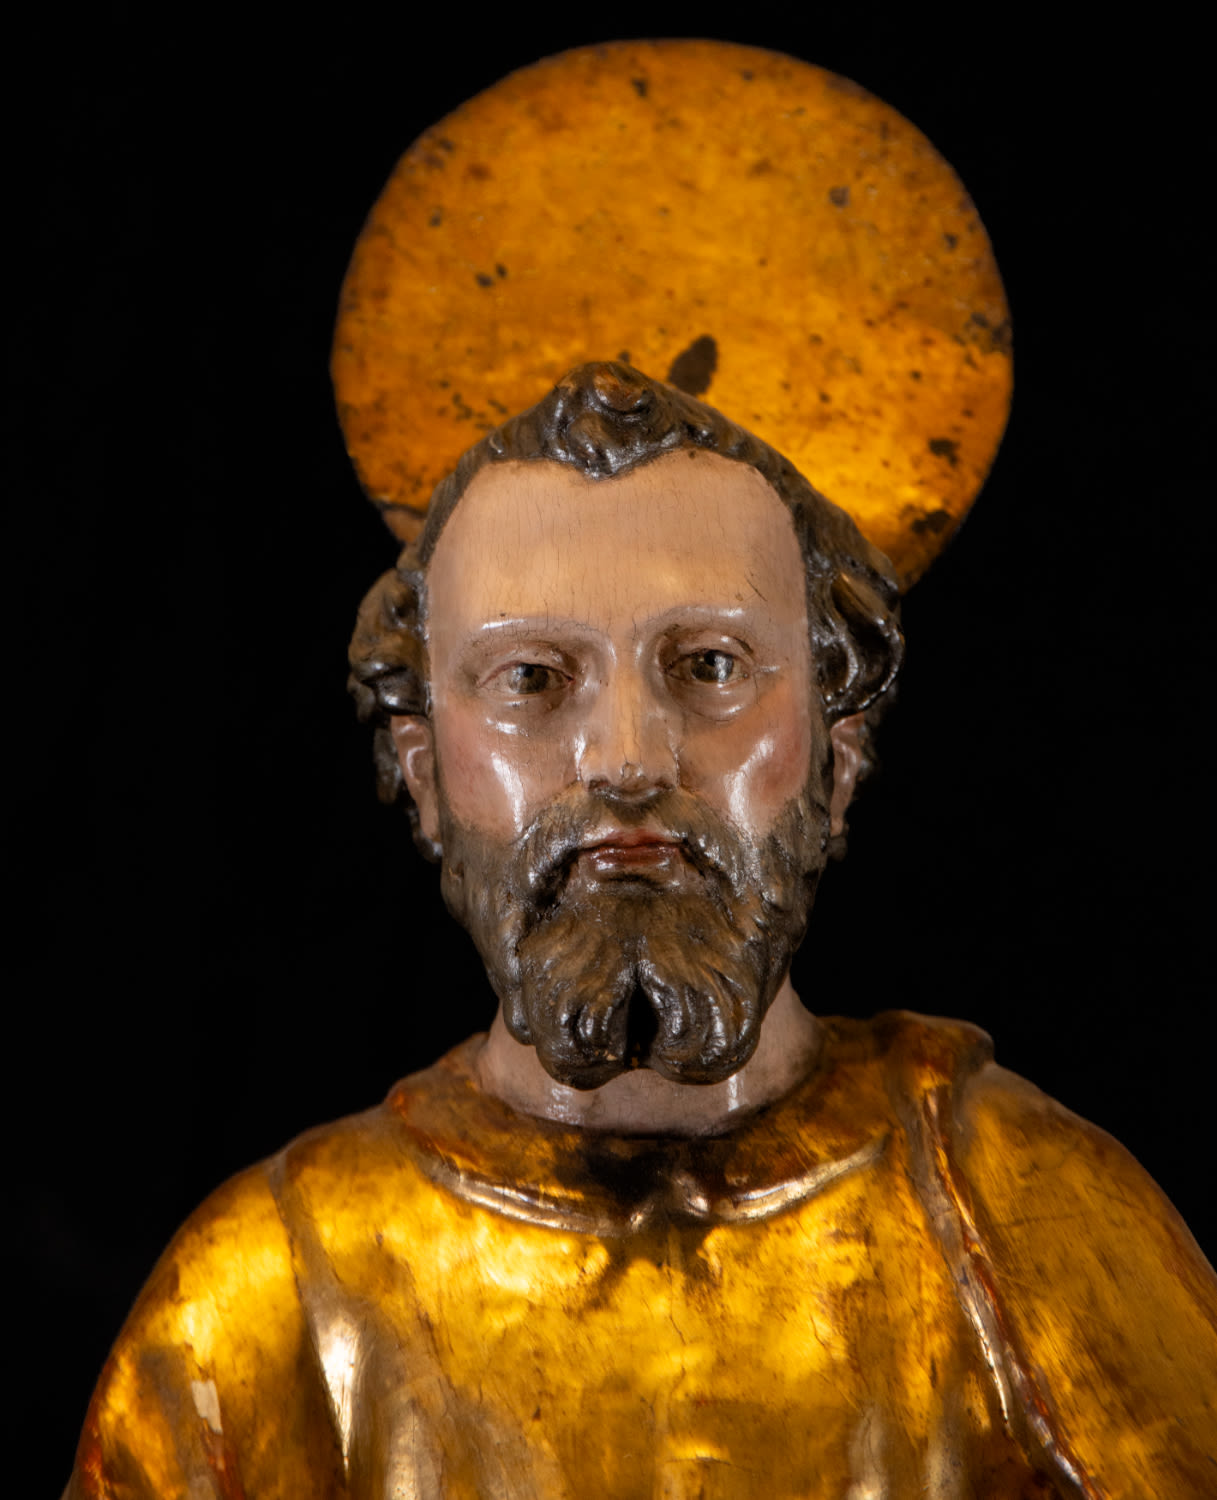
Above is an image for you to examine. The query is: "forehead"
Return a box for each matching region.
[425,451,807,637]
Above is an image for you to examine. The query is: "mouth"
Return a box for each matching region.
[578,828,686,878]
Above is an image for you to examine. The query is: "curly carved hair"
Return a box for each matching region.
[348,363,903,852]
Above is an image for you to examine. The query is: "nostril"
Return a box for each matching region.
[595,783,671,811]
[576,700,678,794]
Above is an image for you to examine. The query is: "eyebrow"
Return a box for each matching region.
[459,604,763,637]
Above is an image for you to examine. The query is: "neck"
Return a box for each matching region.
[474,978,820,1136]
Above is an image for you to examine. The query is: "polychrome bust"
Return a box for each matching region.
[64,41,1217,1500]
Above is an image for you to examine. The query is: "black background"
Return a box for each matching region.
[8,10,1211,1479]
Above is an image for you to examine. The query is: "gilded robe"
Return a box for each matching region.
[66,1013,1217,1498]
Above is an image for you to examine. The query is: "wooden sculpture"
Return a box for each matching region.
[64,42,1216,1500]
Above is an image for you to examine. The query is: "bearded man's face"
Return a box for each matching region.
[393,451,839,1090]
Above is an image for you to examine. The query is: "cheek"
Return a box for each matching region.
[431,700,573,839]
[686,680,815,833]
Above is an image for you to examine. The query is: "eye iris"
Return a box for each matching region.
[691,650,734,683]
[509,663,552,693]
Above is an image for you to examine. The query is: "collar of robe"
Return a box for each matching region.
[384,1013,991,1237]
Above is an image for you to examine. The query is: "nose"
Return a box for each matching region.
[575,663,677,797]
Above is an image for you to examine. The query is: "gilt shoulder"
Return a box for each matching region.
[954,1059,1217,1496]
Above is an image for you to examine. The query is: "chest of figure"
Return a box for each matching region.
[318,1163,1041,1498]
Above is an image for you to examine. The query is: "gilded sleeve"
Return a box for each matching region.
[957,1061,1217,1498]
[63,1162,347,1500]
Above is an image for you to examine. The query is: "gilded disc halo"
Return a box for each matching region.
[332,40,1011,588]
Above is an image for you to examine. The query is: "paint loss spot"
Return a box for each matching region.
[191,1378,223,1435]
[911,508,953,536]
[666,335,718,397]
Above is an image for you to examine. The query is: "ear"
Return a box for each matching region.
[390,715,441,849]
[828,712,865,838]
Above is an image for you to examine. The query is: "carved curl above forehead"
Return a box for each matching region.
[349,363,903,838]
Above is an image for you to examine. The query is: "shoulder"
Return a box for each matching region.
[122,1091,421,1327]
[101,1160,298,1383]
[829,1010,1217,1494]
[819,1007,995,1096]
[70,1153,345,1497]
[828,1010,1210,1294]
[69,1092,432,1500]
[103,1042,489,1306]
[953,1054,1217,1313]
[952,1041,1217,1494]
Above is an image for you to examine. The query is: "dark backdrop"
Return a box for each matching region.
[8,11,1210,1478]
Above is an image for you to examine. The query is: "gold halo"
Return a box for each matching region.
[332,40,1011,589]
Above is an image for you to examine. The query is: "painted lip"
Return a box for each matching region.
[579,828,685,868]
[581,828,681,851]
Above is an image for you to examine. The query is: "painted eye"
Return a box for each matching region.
[672,649,747,685]
[496,662,567,695]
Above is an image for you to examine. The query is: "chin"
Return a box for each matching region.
[506,884,786,1092]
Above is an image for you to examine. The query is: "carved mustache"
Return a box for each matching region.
[512,783,756,913]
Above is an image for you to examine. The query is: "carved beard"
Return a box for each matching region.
[437,776,831,1090]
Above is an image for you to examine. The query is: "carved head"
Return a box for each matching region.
[349,363,903,1088]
